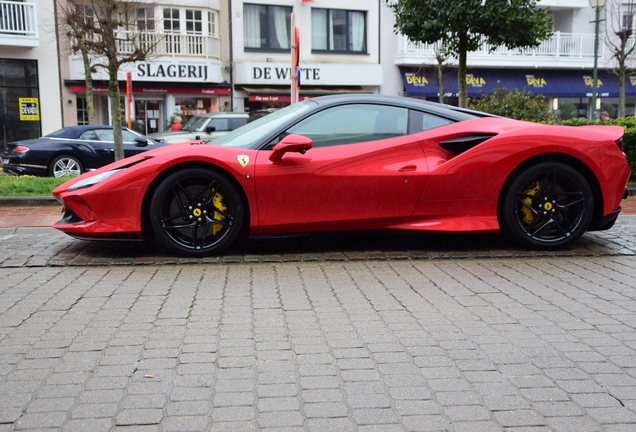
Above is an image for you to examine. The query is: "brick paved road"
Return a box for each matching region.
[1,257,636,431]
[0,215,636,268]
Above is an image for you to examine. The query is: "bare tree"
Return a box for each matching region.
[60,1,96,125]
[605,0,636,118]
[62,0,161,161]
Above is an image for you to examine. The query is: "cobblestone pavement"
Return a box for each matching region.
[0,215,636,268]
[1,256,636,431]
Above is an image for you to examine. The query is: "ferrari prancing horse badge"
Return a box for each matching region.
[237,155,249,167]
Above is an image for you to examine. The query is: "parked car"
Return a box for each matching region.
[1,126,163,177]
[52,94,630,256]
[148,112,250,143]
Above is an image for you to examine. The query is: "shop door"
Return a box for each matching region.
[135,100,163,134]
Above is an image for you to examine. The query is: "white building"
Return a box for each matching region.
[47,0,636,133]
[229,0,382,112]
[387,0,634,117]
[61,0,231,134]
[0,0,63,150]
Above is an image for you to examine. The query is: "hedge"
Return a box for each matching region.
[560,118,636,179]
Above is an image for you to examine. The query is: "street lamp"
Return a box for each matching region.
[590,0,606,121]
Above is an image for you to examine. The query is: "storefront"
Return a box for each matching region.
[67,82,231,134]
[66,57,230,133]
[0,58,41,151]
[399,67,636,118]
[233,62,383,111]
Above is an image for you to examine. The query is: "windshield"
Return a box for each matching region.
[45,128,70,137]
[213,101,314,149]
[181,116,210,132]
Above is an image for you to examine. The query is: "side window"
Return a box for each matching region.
[285,104,408,148]
[409,110,453,133]
[229,118,248,130]
[93,129,114,141]
[122,130,139,143]
[207,118,230,132]
[78,130,99,141]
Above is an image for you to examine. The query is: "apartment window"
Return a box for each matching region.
[622,14,634,30]
[208,11,217,36]
[244,4,292,51]
[137,8,155,31]
[77,98,88,125]
[163,8,180,33]
[312,8,366,53]
[185,9,202,34]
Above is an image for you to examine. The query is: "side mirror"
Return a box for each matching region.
[269,134,313,162]
[205,126,216,133]
[134,137,149,147]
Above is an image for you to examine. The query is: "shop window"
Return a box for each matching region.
[0,59,40,152]
[174,97,218,118]
[311,8,367,54]
[244,4,292,51]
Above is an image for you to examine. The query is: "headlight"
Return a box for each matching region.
[67,169,124,191]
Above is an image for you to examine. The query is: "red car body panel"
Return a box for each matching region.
[52,107,630,245]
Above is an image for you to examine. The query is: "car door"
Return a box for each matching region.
[254,103,431,230]
[121,129,153,158]
[92,129,150,166]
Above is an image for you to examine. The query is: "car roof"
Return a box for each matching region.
[189,112,249,118]
[44,125,128,139]
[307,94,494,121]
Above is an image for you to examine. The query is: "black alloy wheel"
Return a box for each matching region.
[502,162,594,250]
[150,168,244,257]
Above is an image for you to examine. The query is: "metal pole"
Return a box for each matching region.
[591,5,600,121]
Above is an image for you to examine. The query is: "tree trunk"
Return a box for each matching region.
[458,35,468,108]
[108,66,124,162]
[436,51,445,104]
[81,48,96,125]
[619,63,626,118]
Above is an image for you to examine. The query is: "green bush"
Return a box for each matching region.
[561,117,636,179]
[468,87,558,123]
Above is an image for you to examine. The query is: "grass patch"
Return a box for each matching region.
[0,175,73,196]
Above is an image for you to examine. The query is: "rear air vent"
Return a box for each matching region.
[439,134,496,153]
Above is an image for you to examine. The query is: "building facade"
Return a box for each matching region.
[49,0,636,134]
[0,0,63,151]
[229,0,382,112]
[60,0,232,134]
[388,0,636,118]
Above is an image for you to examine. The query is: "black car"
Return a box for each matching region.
[2,126,164,177]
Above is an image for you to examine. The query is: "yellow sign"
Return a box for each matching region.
[406,75,429,85]
[19,98,40,121]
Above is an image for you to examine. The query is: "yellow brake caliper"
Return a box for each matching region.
[521,181,540,225]
[211,192,227,236]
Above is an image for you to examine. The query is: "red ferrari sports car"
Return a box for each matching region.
[52,95,630,256]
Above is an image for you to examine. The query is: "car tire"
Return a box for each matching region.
[501,162,594,250]
[49,155,83,177]
[149,167,245,257]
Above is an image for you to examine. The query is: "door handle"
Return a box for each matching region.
[398,165,417,172]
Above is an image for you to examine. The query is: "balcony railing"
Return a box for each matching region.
[0,0,36,36]
[398,32,604,59]
[115,30,221,59]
